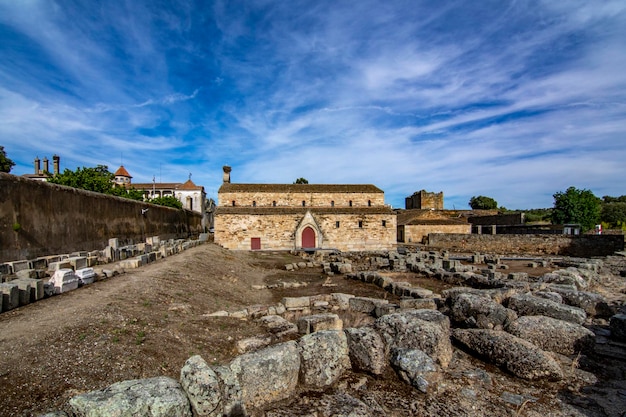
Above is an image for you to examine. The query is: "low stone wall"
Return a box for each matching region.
[0,173,203,262]
[426,233,624,257]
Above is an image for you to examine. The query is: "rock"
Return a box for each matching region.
[50,268,79,294]
[212,365,246,416]
[390,347,438,393]
[297,313,343,334]
[236,336,272,353]
[399,298,437,310]
[548,288,613,318]
[452,329,563,380]
[180,355,222,417]
[507,293,587,324]
[374,309,452,368]
[344,327,386,375]
[298,330,351,388]
[609,313,626,342]
[348,297,389,315]
[0,283,19,311]
[331,293,354,309]
[230,340,300,410]
[533,291,563,304]
[282,296,310,310]
[259,315,298,338]
[506,315,595,355]
[68,376,192,417]
[540,270,588,290]
[449,293,517,330]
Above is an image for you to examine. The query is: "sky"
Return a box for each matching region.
[1,0,625,210]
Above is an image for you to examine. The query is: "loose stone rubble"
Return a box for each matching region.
[0,236,205,314]
[40,247,626,416]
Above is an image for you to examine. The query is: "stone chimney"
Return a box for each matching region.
[43,157,49,173]
[223,165,231,183]
[53,155,60,175]
[34,157,41,175]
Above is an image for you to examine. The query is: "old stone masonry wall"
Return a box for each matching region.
[41,249,626,417]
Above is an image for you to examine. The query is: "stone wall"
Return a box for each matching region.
[219,190,385,208]
[0,173,203,262]
[426,233,624,257]
[401,224,471,245]
[405,190,443,210]
[215,212,397,251]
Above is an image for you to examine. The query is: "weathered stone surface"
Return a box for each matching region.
[452,329,563,380]
[236,336,273,353]
[13,280,31,306]
[16,269,38,279]
[282,296,310,310]
[50,269,79,294]
[610,313,626,342]
[298,330,351,388]
[540,270,588,290]
[230,341,300,409]
[450,293,517,330]
[180,355,222,417]
[548,288,613,318]
[506,315,595,355]
[14,278,43,302]
[330,293,354,309]
[508,293,587,324]
[533,291,563,304]
[0,283,19,311]
[348,297,389,315]
[390,347,438,393]
[374,309,452,368]
[259,314,298,337]
[297,313,343,334]
[212,365,245,417]
[399,298,437,311]
[68,376,192,417]
[344,327,386,375]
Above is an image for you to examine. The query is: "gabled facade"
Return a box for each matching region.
[214,166,396,251]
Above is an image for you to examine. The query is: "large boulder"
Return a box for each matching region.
[68,376,191,417]
[452,329,563,380]
[230,341,300,410]
[507,293,587,324]
[297,313,343,334]
[548,287,613,318]
[374,309,452,368]
[344,326,386,375]
[506,315,595,355]
[449,293,517,330]
[390,348,438,393]
[298,330,351,388]
[610,313,626,342]
[180,355,222,417]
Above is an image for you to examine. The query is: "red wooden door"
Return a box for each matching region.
[302,227,315,248]
[251,237,261,250]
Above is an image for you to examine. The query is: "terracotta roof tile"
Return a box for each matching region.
[114,165,132,178]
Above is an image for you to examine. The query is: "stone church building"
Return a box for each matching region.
[214,166,396,251]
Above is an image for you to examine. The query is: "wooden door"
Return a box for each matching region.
[302,227,315,248]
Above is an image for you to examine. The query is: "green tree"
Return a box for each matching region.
[110,186,145,201]
[0,146,15,173]
[294,177,309,184]
[150,196,183,209]
[468,195,498,210]
[49,165,114,193]
[551,186,601,231]
[601,202,626,228]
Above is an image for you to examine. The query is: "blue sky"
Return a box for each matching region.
[1,0,625,209]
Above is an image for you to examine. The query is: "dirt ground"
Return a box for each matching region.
[0,243,624,416]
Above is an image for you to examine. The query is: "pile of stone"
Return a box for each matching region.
[0,236,206,315]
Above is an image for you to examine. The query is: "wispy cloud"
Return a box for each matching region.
[1,0,625,209]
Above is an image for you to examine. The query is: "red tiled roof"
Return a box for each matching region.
[179,179,202,190]
[114,165,132,178]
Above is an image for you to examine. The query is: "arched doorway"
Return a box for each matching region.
[302,226,316,249]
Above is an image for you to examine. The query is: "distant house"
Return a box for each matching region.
[22,155,60,181]
[397,209,471,244]
[113,165,207,221]
[214,166,396,251]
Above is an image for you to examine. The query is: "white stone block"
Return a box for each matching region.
[75,268,96,285]
[51,269,79,294]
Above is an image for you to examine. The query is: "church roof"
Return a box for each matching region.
[218,183,383,194]
[179,179,201,190]
[114,165,132,178]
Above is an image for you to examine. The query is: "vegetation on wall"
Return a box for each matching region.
[149,196,183,209]
[294,177,309,184]
[1,146,15,173]
[48,165,145,201]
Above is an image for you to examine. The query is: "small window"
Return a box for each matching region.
[252,201,256,207]
[382,220,386,227]
[232,200,236,207]
[335,221,340,228]
[358,220,363,228]
[272,201,277,207]
[368,200,372,207]
[331,201,335,207]
[349,200,353,207]
[302,200,306,207]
